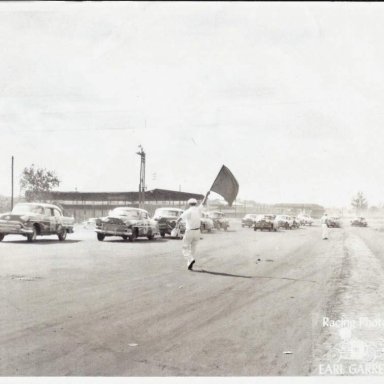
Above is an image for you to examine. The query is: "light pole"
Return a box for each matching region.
[136,145,146,209]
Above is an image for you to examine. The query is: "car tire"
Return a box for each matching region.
[57,226,67,241]
[129,229,138,242]
[97,233,105,241]
[0,234,4,242]
[147,231,155,240]
[122,235,128,241]
[27,226,37,242]
[160,231,165,238]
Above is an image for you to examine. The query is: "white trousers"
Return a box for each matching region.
[322,223,329,239]
[182,229,201,265]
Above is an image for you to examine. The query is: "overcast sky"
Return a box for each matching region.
[1,2,384,207]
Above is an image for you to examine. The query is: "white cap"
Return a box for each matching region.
[187,198,197,205]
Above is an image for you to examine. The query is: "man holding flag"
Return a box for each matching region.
[177,191,210,271]
[176,165,239,271]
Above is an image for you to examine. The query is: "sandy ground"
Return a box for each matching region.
[1,220,384,376]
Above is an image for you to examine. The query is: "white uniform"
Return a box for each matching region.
[321,215,329,239]
[179,205,203,266]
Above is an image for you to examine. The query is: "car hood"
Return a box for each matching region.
[0,212,39,222]
[102,216,139,225]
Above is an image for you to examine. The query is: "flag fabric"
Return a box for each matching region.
[210,165,239,206]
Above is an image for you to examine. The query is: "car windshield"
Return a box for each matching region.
[12,204,44,215]
[154,209,180,218]
[112,209,140,219]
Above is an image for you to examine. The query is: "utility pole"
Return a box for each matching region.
[11,156,14,211]
[136,145,146,209]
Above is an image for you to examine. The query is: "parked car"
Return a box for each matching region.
[153,207,185,237]
[327,216,341,228]
[207,211,229,231]
[95,207,159,241]
[253,214,277,231]
[82,217,97,229]
[292,216,301,229]
[297,214,314,226]
[241,214,258,228]
[200,212,214,232]
[274,215,294,229]
[351,217,367,227]
[0,203,74,242]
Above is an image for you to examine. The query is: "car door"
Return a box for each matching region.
[43,208,56,233]
[53,208,62,231]
[140,211,149,235]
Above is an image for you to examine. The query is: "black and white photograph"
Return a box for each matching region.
[1,1,384,380]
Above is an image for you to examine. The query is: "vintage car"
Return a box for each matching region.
[241,214,258,228]
[297,214,314,226]
[200,212,214,232]
[292,216,301,229]
[351,217,368,227]
[153,207,185,237]
[207,211,229,231]
[327,216,342,228]
[95,207,159,241]
[82,217,97,229]
[274,215,294,229]
[0,203,74,242]
[253,214,277,231]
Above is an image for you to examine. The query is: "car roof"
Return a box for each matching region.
[155,207,183,212]
[112,207,149,213]
[15,202,62,210]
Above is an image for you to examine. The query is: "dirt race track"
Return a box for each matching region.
[1,220,384,376]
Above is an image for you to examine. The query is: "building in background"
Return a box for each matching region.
[207,200,325,218]
[36,189,204,222]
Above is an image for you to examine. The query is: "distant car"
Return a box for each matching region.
[241,214,258,228]
[275,215,294,230]
[200,212,214,232]
[297,214,314,226]
[327,216,341,228]
[153,207,185,237]
[82,217,97,229]
[351,217,367,227]
[207,211,229,231]
[0,203,74,242]
[292,216,301,229]
[95,207,159,241]
[253,214,277,231]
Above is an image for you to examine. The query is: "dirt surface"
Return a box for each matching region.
[1,221,384,376]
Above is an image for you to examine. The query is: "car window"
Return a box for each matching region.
[53,209,62,217]
[141,212,148,219]
[44,208,53,216]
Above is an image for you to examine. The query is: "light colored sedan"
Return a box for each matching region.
[274,215,294,229]
[200,212,214,232]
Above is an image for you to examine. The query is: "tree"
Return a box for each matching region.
[351,191,368,215]
[20,164,60,202]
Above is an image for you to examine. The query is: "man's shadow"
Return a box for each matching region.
[191,269,252,279]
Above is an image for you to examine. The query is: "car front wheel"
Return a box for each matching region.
[57,226,67,241]
[27,226,37,242]
[129,229,138,242]
[0,234,4,241]
[97,233,105,241]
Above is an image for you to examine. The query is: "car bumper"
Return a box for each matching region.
[254,223,273,228]
[0,223,34,235]
[95,228,132,236]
